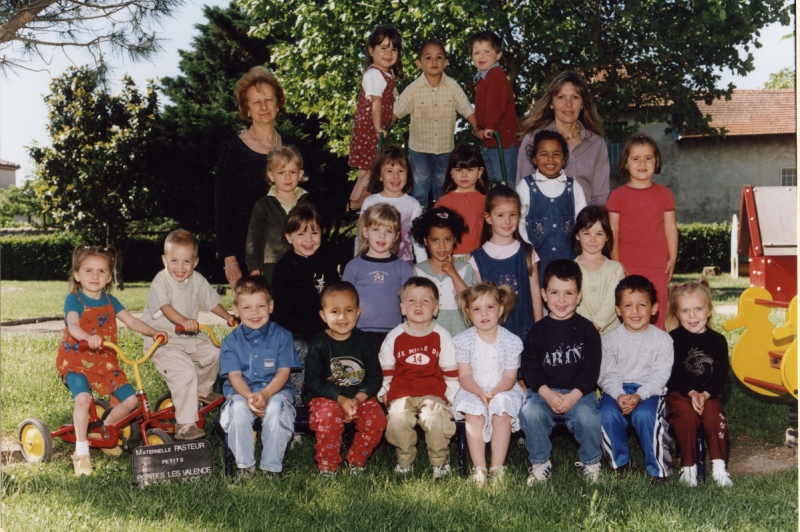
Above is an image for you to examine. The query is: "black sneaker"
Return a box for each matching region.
[649,476,667,487]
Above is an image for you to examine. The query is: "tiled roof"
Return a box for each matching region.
[0,159,20,169]
[682,90,796,138]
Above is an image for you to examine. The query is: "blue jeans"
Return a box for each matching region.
[409,149,449,207]
[519,388,602,465]
[599,383,672,477]
[482,144,519,185]
[220,389,295,472]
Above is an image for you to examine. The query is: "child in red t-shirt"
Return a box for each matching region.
[607,134,678,330]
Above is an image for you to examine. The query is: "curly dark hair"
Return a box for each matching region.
[410,206,467,248]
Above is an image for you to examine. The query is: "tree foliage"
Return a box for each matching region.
[0,0,182,74]
[0,181,44,226]
[242,0,791,148]
[29,66,159,286]
[764,67,796,89]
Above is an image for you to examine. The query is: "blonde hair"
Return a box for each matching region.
[266,145,308,183]
[357,203,402,256]
[234,66,285,121]
[164,230,198,257]
[70,244,117,293]
[666,277,714,332]
[458,282,516,326]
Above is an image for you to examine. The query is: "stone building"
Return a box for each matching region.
[0,159,20,189]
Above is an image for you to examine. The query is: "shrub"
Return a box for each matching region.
[676,222,731,274]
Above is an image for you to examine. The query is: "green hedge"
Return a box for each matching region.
[0,233,226,283]
[675,222,731,274]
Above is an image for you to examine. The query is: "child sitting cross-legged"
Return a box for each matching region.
[306,282,388,475]
[219,275,302,478]
[519,260,603,484]
[598,275,673,486]
[379,277,460,479]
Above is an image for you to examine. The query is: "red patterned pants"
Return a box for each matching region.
[308,397,387,471]
[666,391,729,466]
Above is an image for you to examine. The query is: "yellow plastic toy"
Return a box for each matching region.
[773,297,797,399]
[724,287,792,397]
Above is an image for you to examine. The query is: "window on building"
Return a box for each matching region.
[781,168,797,186]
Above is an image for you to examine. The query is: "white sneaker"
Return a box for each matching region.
[526,460,552,485]
[471,466,488,487]
[712,460,733,487]
[679,465,698,487]
[575,461,601,483]
[395,463,412,474]
[432,463,451,480]
[489,465,506,484]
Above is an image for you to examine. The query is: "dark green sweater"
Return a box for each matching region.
[305,328,383,404]
[244,192,309,275]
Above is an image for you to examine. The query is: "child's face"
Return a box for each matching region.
[541,277,581,320]
[319,291,361,341]
[675,292,710,334]
[424,226,455,264]
[576,221,608,256]
[162,243,198,282]
[236,292,273,330]
[625,144,656,186]
[362,224,397,257]
[369,37,399,72]
[484,200,520,240]
[551,82,583,126]
[285,222,321,258]
[468,293,503,333]
[416,44,448,78]
[400,286,439,329]
[471,40,502,72]
[379,161,408,197]
[451,164,483,193]
[268,160,304,194]
[74,256,112,297]
[532,139,566,179]
[615,289,657,333]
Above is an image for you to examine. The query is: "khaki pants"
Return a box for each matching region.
[151,338,219,424]
[385,395,455,467]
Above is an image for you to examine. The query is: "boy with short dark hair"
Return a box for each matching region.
[219,275,302,477]
[468,30,520,183]
[305,282,388,474]
[380,277,460,478]
[519,259,603,484]
[598,275,674,485]
[142,230,236,441]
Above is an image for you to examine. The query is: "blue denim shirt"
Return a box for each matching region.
[219,320,301,399]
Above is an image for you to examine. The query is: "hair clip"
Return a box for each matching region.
[436,212,449,220]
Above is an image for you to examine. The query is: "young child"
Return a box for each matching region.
[219,275,302,477]
[666,279,732,487]
[607,134,678,330]
[380,277,460,478]
[435,144,489,257]
[392,38,479,206]
[306,282,388,474]
[573,206,625,336]
[56,245,168,476]
[245,145,310,284]
[348,24,403,210]
[344,203,413,350]
[598,275,673,485]
[271,204,341,406]
[470,185,543,342]
[469,30,521,183]
[410,206,477,337]
[142,230,236,441]
[358,144,427,265]
[518,130,587,288]
[452,283,525,486]
[519,260,602,484]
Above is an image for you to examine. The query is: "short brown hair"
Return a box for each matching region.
[618,134,662,180]
[366,144,413,195]
[285,204,322,235]
[234,66,286,122]
[234,275,272,305]
[399,276,439,303]
[164,230,198,257]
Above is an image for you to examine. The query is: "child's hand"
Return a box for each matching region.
[343,399,360,421]
[479,389,493,406]
[542,388,563,413]
[665,258,676,281]
[87,334,104,350]
[617,394,633,416]
[180,319,199,333]
[248,392,266,417]
[690,391,706,415]
[480,129,495,140]
[154,330,169,345]
[556,390,582,414]
[441,255,456,276]
[376,128,388,139]
[518,379,528,393]
[626,394,642,411]
[225,314,238,328]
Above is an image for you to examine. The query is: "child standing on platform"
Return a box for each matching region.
[573,206,625,335]
[306,282,388,474]
[666,279,732,487]
[410,206,477,337]
[470,185,543,341]
[392,38,478,207]
[607,134,678,330]
[435,144,489,257]
[348,24,403,210]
